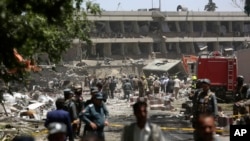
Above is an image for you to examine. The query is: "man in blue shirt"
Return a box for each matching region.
[81,92,109,141]
[45,98,74,141]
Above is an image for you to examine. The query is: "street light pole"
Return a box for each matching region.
[159,0,161,11]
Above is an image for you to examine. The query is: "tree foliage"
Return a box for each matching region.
[245,0,250,16]
[204,0,218,11]
[0,0,101,83]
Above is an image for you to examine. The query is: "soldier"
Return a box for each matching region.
[192,79,218,141]
[72,84,85,137]
[123,79,133,101]
[63,89,79,139]
[233,75,249,117]
[80,92,109,141]
[102,78,110,100]
[132,75,139,91]
[153,77,161,94]
[109,76,117,99]
[138,77,144,97]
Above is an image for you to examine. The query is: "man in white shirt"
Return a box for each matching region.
[173,76,181,100]
[121,100,166,141]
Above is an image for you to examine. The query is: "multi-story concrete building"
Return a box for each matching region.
[80,10,250,60]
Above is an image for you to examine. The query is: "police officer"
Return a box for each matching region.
[80,92,109,141]
[63,89,78,139]
[123,79,133,101]
[72,84,85,137]
[192,78,218,141]
[81,87,109,136]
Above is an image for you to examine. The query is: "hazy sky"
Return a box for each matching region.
[92,0,244,11]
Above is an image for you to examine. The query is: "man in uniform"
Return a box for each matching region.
[63,89,79,139]
[233,75,249,117]
[192,78,218,141]
[80,92,109,141]
[123,79,133,101]
[81,87,109,136]
[72,84,85,137]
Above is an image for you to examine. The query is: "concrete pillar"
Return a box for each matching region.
[120,21,125,33]
[216,21,221,34]
[189,21,194,32]
[161,42,167,54]
[213,42,220,51]
[239,21,244,33]
[132,43,141,55]
[189,42,195,54]
[91,44,96,55]
[148,43,153,53]
[133,22,140,33]
[121,44,125,55]
[228,21,233,32]
[104,43,111,56]
[176,42,181,54]
[105,22,111,32]
[202,21,207,32]
[175,22,181,32]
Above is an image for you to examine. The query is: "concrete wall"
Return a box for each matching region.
[236,48,250,84]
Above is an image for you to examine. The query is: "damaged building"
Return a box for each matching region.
[75,11,250,60]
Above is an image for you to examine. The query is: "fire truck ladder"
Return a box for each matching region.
[227,59,234,91]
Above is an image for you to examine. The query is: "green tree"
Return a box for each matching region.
[245,0,250,15]
[0,0,101,83]
[204,0,218,11]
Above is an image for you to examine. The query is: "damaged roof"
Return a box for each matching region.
[142,59,181,72]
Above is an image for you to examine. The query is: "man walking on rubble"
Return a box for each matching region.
[81,87,109,136]
[233,75,249,118]
[80,92,109,141]
[63,89,79,139]
[109,76,117,99]
[121,100,165,141]
[72,84,85,137]
[123,78,133,101]
[192,79,218,141]
[45,98,74,141]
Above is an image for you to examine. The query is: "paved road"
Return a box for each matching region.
[107,114,230,141]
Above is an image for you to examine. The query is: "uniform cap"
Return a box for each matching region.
[63,88,73,95]
[90,87,98,93]
[48,122,67,135]
[94,92,104,100]
[73,84,82,89]
[202,79,211,85]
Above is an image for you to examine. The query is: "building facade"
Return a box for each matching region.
[81,11,250,59]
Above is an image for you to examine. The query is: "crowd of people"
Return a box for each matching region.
[11,73,250,141]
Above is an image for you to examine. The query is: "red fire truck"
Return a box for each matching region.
[196,51,237,102]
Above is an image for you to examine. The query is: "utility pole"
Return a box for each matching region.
[159,0,161,11]
[152,0,153,9]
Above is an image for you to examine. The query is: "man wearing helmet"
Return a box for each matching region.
[72,83,85,138]
[192,78,218,141]
[233,75,249,119]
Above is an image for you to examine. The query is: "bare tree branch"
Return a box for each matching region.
[231,0,245,11]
